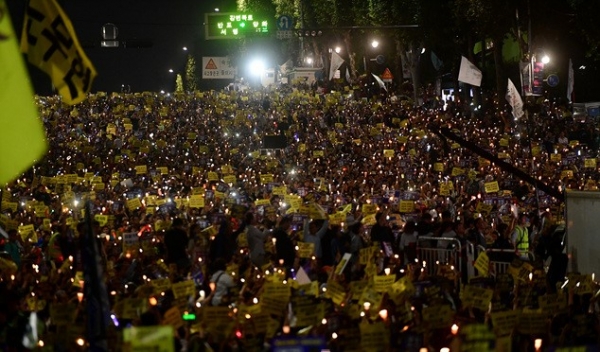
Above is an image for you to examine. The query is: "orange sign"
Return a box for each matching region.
[205,58,218,69]
[381,68,393,80]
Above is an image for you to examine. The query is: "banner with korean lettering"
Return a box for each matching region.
[21,0,97,104]
[202,56,236,79]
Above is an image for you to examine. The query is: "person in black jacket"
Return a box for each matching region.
[273,215,296,272]
[164,218,190,274]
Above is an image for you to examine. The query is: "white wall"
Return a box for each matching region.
[565,190,600,275]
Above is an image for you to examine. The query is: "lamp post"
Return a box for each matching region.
[363,40,380,72]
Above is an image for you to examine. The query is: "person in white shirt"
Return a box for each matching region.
[208,259,236,306]
[245,212,267,267]
[398,221,418,264]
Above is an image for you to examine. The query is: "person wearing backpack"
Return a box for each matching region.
[206,258,236,306]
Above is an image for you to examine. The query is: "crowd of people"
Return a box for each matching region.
[1,82,599,351]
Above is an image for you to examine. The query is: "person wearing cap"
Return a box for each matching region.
[512,213,530,259]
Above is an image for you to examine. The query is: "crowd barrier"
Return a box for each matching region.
[475,246,535,277]
[416,236,462,281]
[414,240,535,285]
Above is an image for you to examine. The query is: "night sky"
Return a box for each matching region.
[8,0,238,94]
[6,0,600,100]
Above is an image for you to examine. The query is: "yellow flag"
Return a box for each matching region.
[0,0,47,184]
[21,0,96,104]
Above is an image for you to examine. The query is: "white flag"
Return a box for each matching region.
[506,78,524,119]
[458,56,482,87]
[329,51,344,81]
[372,73,387,91]
[280,59,293,75]
[567,58,574,102]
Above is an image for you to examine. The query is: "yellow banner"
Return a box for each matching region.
[21,0,96,104]
[0,1,47,184]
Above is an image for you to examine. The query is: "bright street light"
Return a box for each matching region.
[371,40,379,48]
[168,68,174,73]
[306,57,313,65]
[215,8,219,12]
[335,46,342,54]
[249,59,265,76]
[541,54,550,64]
[182,46,188,51]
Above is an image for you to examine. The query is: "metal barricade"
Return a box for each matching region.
[416,236,462,279]
[473,247,535,277]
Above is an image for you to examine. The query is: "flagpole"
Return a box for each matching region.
[82,200,110,351]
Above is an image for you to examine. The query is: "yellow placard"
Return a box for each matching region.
[297,242,315,258]
[398,200,414,213]
[135,165,147,175]
[255,199,271,206]
[94,215,108,227]
[550,153,562,162]
[361,204,378,216]
[207,172,219,181]
[361,213,377,226]
[171,280,195,299]
[474,251,490,277]
[373,275,396,293]
[433,163,444,172]
[123,326,174,352]
[560,170,573,179]
[360,321,389,351]
[484,181,500,193]
[189,195,205,208]
[162,306,183,329]
[451,167,465,176]
[127,198,142,211]
[584,158,597,168]
[157,166,169,175]
[260,174,274,183]
[312,150,324,157]
[491,310,520,337]
[272,186,287,196]
[383,149,395,158]
[223,175,236,184]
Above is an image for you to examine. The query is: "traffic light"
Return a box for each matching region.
[296,29,323,37]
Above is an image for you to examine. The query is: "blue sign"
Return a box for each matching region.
[547,74,559,87]
[277,15,293,30]
[272,337,325,352]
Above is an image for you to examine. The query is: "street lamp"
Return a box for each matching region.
[182,46,188,51]
[364,40,381,72]
[335,46,342,54]
[541,54,550,64]
[168,68,174,73]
